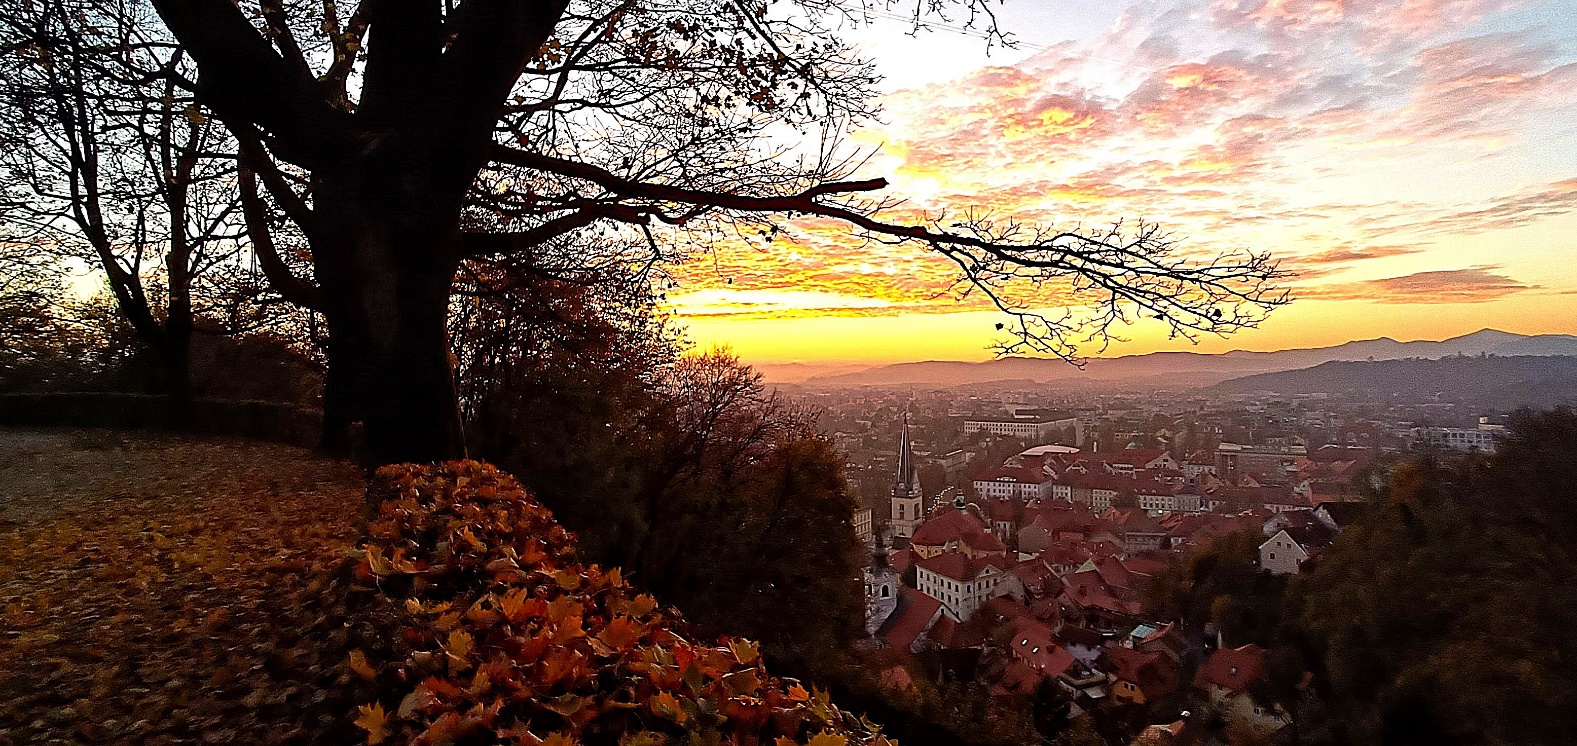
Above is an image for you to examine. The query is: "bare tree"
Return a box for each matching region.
[10,0,1285,463]
[0,0,249,410]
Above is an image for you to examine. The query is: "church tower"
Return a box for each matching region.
[890,413,924,539]
[863,535,899,636]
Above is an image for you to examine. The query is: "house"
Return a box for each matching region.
[876,587,945,652]
[1108,448,1180,476]
[1182,451,1217,479]
[914,550,1018,621]
[972,462,1055,501]
[1016,503,1100,555]
[1259,516,1334,575]
[1007,616,1078,677]
[910,501,1007,559]
[1099,645,1178,704]
[853,508,873,547]
[1125,622,1186,662]
[1193,644,1285,733]
[1134,713,1201,746]
[1103,509,1170,553]
[1058,568,1143,633]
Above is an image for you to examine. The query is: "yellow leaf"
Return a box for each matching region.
[730,638,760,666]
[348,649,377,681]
[364,545,393,576]
[807,735,847,746]
[553,569,582,590]
[447,629,475,668]
[355,702,390,745]
[787,684,810,702]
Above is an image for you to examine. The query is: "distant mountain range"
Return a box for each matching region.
[1212,355,1577,410]
[794,329,1577,388]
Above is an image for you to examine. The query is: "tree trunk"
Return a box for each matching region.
[314,161,468,466]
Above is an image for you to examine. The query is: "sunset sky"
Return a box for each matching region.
[669,0,1577,368]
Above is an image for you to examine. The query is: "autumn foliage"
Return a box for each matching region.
[348,460,891,746]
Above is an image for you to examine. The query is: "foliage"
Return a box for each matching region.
[1284,407,1577,745]
[0,430,368,743]
[350,460,891,746]
[1145,529,1288,649]
[459,284,864,677]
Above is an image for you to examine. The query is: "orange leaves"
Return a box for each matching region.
[648,691,687,724]
[593,615,645,654]
[355,702,390,745]
[350,461,890,746]
[729,638,761,666]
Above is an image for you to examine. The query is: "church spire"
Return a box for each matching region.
[889,411,925,540]
[893,412,919,499]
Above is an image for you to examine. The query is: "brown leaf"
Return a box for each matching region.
[354,702,389,745]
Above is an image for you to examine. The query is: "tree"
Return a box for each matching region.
[456,272,863,669]
[69,0,1290,464]
[1146,529,1288,650]
[0,0,251,412]
[1284,408,1577,745]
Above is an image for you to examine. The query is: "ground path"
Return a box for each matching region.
[0,427,366,744]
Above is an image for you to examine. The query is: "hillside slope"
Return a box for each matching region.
[805,330,1577,388]
[1211,355,1577,409]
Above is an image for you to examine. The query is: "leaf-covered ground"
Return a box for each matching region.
[0,427,367,744]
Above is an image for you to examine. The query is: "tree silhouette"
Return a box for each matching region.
[9,0,1287,462]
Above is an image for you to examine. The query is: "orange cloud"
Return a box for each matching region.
[1300,266,1538,303]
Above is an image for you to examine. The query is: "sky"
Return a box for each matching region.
[668,0,1577,368]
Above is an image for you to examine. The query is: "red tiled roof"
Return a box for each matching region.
[879,587,942,651]
[1102,508,1168,535]
[916,550,1009,582]
[1113,449,1171,467]
[1057,624,1105,648]
[1194,644,1266,694]
[992,659,1044,696]
[982,596,1031,622]
[1008,617,1077,676]
[911,507,1005,553]
[1100,645,1172,690]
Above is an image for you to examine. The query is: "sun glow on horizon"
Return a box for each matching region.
[664,0,1577,367]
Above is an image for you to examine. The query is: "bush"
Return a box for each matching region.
[349,461,892,746]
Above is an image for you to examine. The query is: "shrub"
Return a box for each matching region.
[349,461,891,746]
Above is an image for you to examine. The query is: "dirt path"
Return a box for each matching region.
[0,428,367,744]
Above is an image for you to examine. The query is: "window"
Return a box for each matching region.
[881,586,890,598]
[1269,552,1276,559]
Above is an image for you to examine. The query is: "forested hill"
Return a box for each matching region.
[1212,355,1577,409]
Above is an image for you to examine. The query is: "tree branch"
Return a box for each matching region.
[238,160,324,310]
[459,202,649,258]
[150,0,352,167]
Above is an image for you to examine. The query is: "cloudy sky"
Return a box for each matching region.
[671,0,1577,367]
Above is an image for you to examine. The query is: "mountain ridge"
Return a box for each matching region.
[796,329,1577,387]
